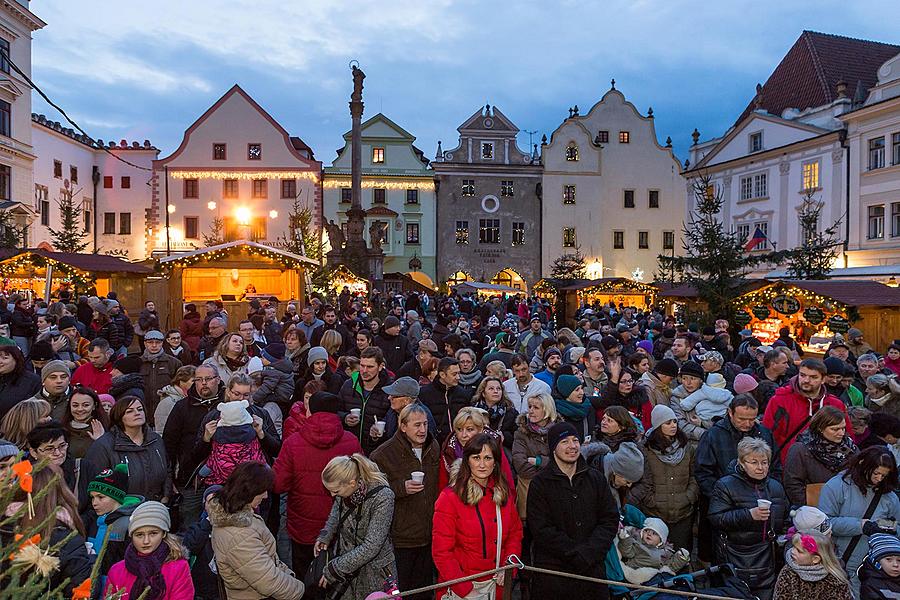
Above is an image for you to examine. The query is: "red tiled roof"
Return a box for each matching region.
[736,31,900,124]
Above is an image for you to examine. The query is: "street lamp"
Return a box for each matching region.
[167,204,176,214]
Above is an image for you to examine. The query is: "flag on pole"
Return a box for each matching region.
[744,226,768,252]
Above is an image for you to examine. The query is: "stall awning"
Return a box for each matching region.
[658,280,768,299]
[766,280,900,307]
[454,281,520,294]
[158,240,319,267]
[0,248,153,274]
[562,277,658,294]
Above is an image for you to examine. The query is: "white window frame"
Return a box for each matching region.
[749,131,764,153]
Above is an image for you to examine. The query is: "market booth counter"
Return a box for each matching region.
[0,249,152,314]
[453,281,521,297]
[151,240,318,329]
[732,279,900,354]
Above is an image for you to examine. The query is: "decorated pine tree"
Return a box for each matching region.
[657,173,773,318]
[201,216,224,247]
[549,246,587,281]
[0,209,23,250]
[785,187,842,280]
[279,192,332,292]
[47,186,88,253]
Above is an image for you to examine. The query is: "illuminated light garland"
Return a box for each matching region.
[733,284,847,313]
[159,244,313,274]
[168,171,320,182]
[0,254,96,289]
[323,178,435,191]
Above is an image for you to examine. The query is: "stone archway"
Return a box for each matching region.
[491,268,527,292]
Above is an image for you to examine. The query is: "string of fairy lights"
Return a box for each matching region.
[158,244,310,275]
[169,170,320,182]
[0,253,95,290]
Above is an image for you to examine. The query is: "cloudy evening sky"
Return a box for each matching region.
[30,0,900,163]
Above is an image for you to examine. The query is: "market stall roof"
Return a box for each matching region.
[157,240,319,267]
[561,277,658,292]
[658,279,768,298]
[0,248,153,274]
[771,279,900,307]
[384,272,433,294]
[454,281,520,294]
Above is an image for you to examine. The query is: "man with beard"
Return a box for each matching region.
[337,346,392,453]
[162,363,225,528]
[665,336,693,368]
[527,422,619,597]
[762,358,852,463]
[503,354,551,413]
[751,349,791,411]
[534,347,562,389]
[310,304,351,354]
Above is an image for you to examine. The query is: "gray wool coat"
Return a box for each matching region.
[317,485,396,600]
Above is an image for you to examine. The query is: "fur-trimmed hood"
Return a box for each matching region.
[206,497,254,528]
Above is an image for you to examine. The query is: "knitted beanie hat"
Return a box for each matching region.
[869,533,900,563]
[87,463,129,505]
[642,517,669,546]
[128,501,171,535]
[706,373,727,389]
[547,421,580,454]
[604,441,644,483]
[0,438,19,461]
[40,360,70,382]
[218,400,252,427]
[791,505,832,535]
[307,346,328,367]
[654,358,679,379]
[556,374,582,400]
[650,404,677,430]
[733,373,759,394]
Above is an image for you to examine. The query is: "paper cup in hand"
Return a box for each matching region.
[411,471,425,484]
[374,420,386,435]
[757,499,772,509]
[350,408,361,417]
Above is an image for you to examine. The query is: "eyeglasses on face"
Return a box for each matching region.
[196,376,219,383]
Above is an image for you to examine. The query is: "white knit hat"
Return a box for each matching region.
[642,517,669,546]
[218,400,252,427]
[791,505,832,535]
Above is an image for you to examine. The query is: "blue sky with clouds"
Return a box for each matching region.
[29,0,899,163]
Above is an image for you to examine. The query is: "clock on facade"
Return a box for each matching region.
[483,117,494,129]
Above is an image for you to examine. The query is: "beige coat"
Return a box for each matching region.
[208,497,304,600]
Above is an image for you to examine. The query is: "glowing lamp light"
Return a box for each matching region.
[269,210,278,219]
[230,269,240,283]
[587,261,603,279]
[207,201,217,211]
[167,204,176,214]
[236,207,251,225]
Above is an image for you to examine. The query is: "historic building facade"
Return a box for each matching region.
[152,85,322,257]
[31,115,157,258]
[688,31,900,280]
[322,113,436,285]
[541,84,684,281]
[0,1,44,243]
[432,105,542,291]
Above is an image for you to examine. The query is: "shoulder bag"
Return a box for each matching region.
[841,491,882,565]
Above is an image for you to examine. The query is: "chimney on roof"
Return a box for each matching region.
[665,136,672,148]
[143,140,151,148]
[753,83,764,111]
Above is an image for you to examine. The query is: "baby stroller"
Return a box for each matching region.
[628,564,756,600]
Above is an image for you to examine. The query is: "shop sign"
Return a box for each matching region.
[772,295,801,315]
[803,307,825,325]
[733,310,752,326]
[827,315,850,334]
[752,305,771,320]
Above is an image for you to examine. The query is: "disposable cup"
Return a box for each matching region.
[411,471,425,484]
[374,421,386,435]
[350,408,361,417]
[757,499,772,509]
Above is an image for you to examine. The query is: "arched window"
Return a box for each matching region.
[565,143,579,161]
[448,271,471,286]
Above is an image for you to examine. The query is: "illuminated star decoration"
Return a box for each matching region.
[631,267,645,281]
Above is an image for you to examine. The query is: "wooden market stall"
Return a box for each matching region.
[453,281,521,297]
[151,240,318,329]
[383,272,433,295]
[561,278,658,318]
[330,265,370,296]
[0,249,152,314]
[732,280,900,353]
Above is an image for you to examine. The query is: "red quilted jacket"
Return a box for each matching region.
[272,411,362,544]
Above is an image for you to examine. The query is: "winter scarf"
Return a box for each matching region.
[141,347,164,361]
[598,429,640,452]
[474,398,508,425]
[799,430,857,472]
[124,541,169,600]
[869,393,892,407]
[526,420,552,436]
[783,546,830,582]
[651,439,687,466]
[223,354,248,371]
[458,369,483,388]
[554,396,592,420]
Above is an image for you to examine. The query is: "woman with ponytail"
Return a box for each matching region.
[315,453,396,599]
[432,433,523,599]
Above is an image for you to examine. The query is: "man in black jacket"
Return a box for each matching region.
[694,394,779,562]
[419,357,472,444]
[162,363,225,529]
[375,315,412,374]
[337,346,393,453]
[527,422,619,597]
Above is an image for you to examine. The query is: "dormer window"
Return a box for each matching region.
[481,142,494,160]
[565,144,579,161]
[749,131,763,153]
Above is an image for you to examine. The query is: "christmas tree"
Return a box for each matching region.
[47,186,88,254]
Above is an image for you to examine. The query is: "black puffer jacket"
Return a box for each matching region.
[337,369,392,453]
[0,370,41,420]
[374,331,412,374]
[859,556,900,600]
[694,416,781,497]
[83,426,170,501]
[708,464,788,598]
[162,381,225,487]
[419,379,474,445]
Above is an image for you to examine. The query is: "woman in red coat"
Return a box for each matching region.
[433,433,522,599]
[438,407,516,497]
[178,304,204,356]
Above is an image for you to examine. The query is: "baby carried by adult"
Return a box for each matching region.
[617,517,691,583]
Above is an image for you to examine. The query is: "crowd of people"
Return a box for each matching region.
[3,288,900,600]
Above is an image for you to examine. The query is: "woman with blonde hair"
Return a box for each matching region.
[321,329,343,372]
[315,454,396,599]
[0,397,51,448]
[512,393,558,520]
[485,360,511,381]
[773,531,851,600]
[203,333,249,381]
[437,406,516,493]
[433,434,523,599]
[473,376,519,450]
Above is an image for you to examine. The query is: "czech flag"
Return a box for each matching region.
[744,226,767,251]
